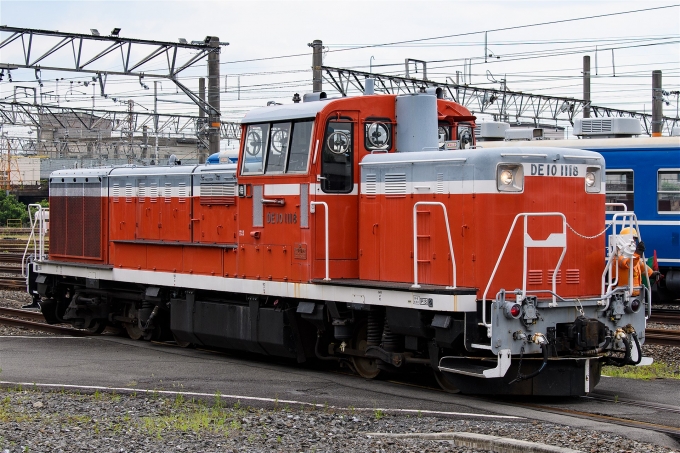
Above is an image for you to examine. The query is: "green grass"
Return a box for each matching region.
[603,361,680,380]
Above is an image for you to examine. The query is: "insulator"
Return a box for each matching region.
[367,310,383,347]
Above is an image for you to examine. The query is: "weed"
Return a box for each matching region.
[174,393,185,408]
[602,361,680,380]
[93,390,101,401]
[374,409,384,420]
[214,391,222,408]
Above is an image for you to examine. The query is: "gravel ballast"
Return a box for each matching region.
[0,387,677,453]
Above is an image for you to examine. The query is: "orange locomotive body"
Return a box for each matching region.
[31,90,648,395]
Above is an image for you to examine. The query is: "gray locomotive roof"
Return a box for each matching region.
[50,163,238,179]
[360,146,604,167]
[241,101,328,124]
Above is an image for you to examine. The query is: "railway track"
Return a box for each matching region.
[645,328,680,347]
[650,309,680,326]
[0,306,90,336]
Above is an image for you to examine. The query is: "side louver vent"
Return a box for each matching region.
[384,173,407,195]
[436,173,445,194]
[566,269,580,284]
[364,173,377,196]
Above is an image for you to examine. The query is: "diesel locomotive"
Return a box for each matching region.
[27,88,649,395]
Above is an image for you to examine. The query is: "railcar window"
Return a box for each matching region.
[321,121,353,193]
[605,171,634,211]
[265,122,291,173]
[242,123,270,174]
[658,170,680,213]
[287,120,314,173]
[364,118,392,151]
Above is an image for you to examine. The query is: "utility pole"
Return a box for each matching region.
[198,77,207,161]
[154,81,159,162]
[206,36,221,163]
[310,40,323,92]
[652,70,663,137]
[583,56,591,118]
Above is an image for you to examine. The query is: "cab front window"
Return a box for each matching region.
[241,120,314,175]
[242,123,269,174]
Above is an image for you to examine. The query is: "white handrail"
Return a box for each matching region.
[310,201,330,281]
[602,212,650,318]
[411,202,456,289]
[481,212,567,337]
[22,204,49,277]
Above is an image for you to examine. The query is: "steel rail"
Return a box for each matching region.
[0,314,90,336]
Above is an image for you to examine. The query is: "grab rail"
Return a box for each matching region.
[411,202,456,289]
[22,204,49,277]
[481,213,567,336]
[310,201,330,281]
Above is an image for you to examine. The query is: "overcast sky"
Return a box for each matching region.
[1,0,679,130]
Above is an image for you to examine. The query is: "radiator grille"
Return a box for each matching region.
[49,196,66,255]
[178,183,187,203]
[50,182,102,260]
[65,194,84,256]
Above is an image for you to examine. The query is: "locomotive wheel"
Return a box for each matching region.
[124,306,144,340]
[433,368,461,394]
[85,321,107,335]
[350,322,381,379]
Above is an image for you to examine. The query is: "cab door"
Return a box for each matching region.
[313,113,359,278]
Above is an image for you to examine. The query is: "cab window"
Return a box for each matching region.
[242,123,269,174]
[241,120,314,175]
[265,122,291,173]
[288,120,314,173]
[321,120,353,193]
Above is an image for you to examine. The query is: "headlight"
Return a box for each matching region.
[497,164,523,192]
[500,169,513,185]
[585,172,595,187]
[585,166,601,193]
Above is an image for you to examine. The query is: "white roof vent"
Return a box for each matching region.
[476,122,510,141]
[672,126,680,137]
[574,118,641,137]
[504,128,544,141]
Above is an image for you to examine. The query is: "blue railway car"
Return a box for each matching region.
[480,134,680,302]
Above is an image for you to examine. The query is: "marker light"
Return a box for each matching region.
[626,298,641,313]
[504,302,522,319]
